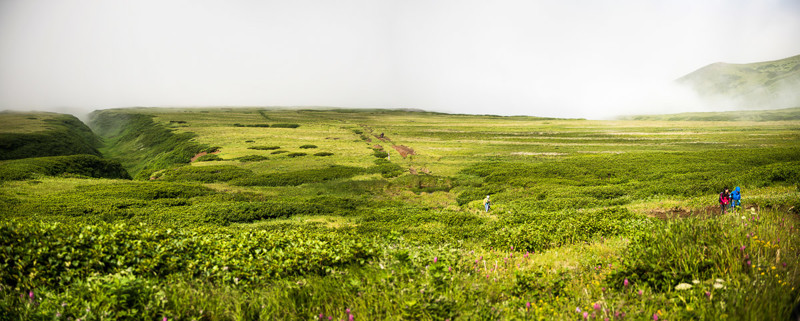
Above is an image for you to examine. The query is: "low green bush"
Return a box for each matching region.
[271,150,288,154]
[247,146,280,150]
[270,123,300,128]
[299,144,318,149]
[286,152,306,158]
[195,154,222,162]
[235,155,269,162]
[314,152,334,157]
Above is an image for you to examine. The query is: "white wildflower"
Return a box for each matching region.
[692,280,700,284]
[675,283,693,290]
[713,283,724,289]
[715,278,724,283]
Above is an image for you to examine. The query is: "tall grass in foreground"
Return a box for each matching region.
[2,208,797,320]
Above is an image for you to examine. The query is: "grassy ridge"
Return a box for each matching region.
[89,110,216,179]
[622,107,800,121]
[0,111,101,160]
[0,155,130,181]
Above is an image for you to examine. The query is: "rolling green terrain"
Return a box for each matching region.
[1,108,799,320]
[677,54,800,110]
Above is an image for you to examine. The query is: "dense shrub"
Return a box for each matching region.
[270,123,300,128]
[195,154,222,162]
[0,154,130,181]
[233,123,270,127]
[286,152,306,158]
[314,152,334,157]
[247,146,280,150]
[235,155,269,162]
[373,150,389,158]
[271,150,288,154]
[371,159,404,178]
[299,144,318,149]
[0,221,379,290]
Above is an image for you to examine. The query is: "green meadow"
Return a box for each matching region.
[1,107,799,320]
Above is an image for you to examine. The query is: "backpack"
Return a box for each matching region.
[719,192,728,204]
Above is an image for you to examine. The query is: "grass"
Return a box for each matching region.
[1,107,799,320]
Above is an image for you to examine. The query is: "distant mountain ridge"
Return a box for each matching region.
[677,54,800,110]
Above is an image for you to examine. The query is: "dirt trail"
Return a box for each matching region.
[190,149,220,162]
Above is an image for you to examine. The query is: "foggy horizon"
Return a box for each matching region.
[2,0,799,120]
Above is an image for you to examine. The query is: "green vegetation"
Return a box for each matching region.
[299,144,318,149]
[624,107,800,121]
[0,111,101,160]
[247,145,280,150]
[1,107,799,320]
[89,110,216,179]
[0,154,130,181]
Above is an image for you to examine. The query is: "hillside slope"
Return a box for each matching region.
[0,111,102,160]
[677,54,800,110]
[620,106,800,121]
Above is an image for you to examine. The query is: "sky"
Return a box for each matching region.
[1,0,799,119]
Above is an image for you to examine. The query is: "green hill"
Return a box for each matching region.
[621,106,800,121]
[677,54,800,109]
[0,111,102,160]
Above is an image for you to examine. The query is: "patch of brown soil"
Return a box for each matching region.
[191,149,220,162]
[392,145,416,158]
[648,205,759,219]
[409,167,418,175]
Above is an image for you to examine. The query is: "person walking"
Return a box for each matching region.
[483,195,491,213]
[730,186,742,210]
[719,187,730,214]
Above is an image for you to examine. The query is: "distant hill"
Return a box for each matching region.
[677,54,800,110]
[0,111,102,160]
[620,107,800,121]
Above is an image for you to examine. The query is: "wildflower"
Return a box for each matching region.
[583,312,589,319]
[319,313,324,319]
[448,266,452,272]
[511,245,514,250]
[434,257,438,263]
[740,245,745,251]
[705,291,711,298]
[637,289,643,296]
[653,313,658,320]
[624,278,629,287]
[526,302,531,309]
[715,278,724,283]
[163,318,167,321]
[61,302,67,307]
[349,314,354,321]
[713,283,724,289]
[783,262,787,268]
[576,307,582,313]
[692,279,700,284]
[56,312,61,317]
[328,317,333,320]
[675,283,692,290]
[593,302,601,311]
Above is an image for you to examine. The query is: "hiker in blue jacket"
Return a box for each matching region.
[729,186,742,210]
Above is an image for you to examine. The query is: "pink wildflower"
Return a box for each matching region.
[583,312,589,319]
[653,313,658,320]
[593,302,601,311]
[624,278,629,287]
[434,257,438,263]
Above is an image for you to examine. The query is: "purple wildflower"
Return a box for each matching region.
[576,307,582,313]
[29,291,34,300]
[624,278,629,287]
[705,291,711,298]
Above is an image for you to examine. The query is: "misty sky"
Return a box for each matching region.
[1,0,799,119]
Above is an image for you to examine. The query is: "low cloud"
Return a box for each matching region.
[1,0,799,119]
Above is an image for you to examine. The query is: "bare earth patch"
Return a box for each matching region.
[190,149,220,162]
[392,145,416,158]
